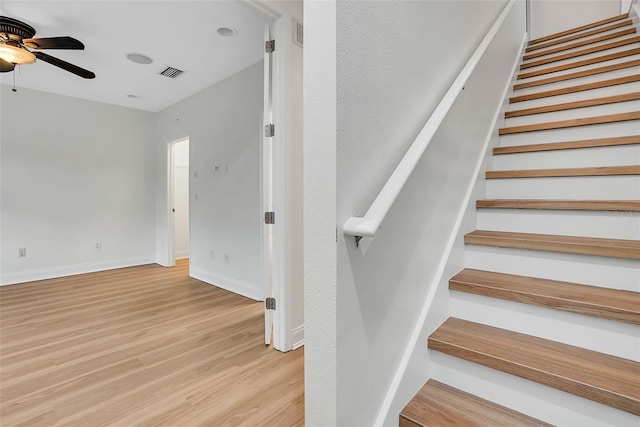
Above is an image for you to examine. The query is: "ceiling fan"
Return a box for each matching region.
[0,16,95,79]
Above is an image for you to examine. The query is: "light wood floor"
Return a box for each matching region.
[0,260,304,426]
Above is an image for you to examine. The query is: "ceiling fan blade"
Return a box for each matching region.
[22,36,85,50]
[34,51,95,79]
[0,58,15,72]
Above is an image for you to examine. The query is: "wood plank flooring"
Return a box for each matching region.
[0,260,304,427]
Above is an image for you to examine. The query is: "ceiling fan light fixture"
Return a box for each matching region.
[0,43,35,65]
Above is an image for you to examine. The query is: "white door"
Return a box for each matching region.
[263,24,275,345]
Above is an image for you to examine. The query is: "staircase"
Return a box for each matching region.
[401,13,640,426]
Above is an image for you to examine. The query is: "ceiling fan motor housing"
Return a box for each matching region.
[0,16,36,40]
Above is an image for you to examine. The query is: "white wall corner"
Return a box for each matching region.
[303,0,338,425]
[291,324,304,350]
[190,267,262,301]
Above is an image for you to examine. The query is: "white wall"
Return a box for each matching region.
[0,85,156,284]
[332,1,518,425]
[154,61,264,300]
[530,0,621,40]
[172,139,189,259]
[304,0,337,424]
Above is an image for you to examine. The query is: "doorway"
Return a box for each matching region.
[168,137,190,266]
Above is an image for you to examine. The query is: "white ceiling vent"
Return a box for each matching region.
[160,67,185,79]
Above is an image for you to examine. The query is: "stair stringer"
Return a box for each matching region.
[379,29,529,427]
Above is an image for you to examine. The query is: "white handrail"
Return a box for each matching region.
[343,0,517,239]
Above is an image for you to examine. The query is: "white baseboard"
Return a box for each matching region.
[0,256,156,286]
[291,324,304,350]
[190,267,262,301]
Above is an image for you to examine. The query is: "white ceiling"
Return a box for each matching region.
[0,1,271,112]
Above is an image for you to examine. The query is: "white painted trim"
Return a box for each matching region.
[239,0,302,353]
[373,30,529,427]
[271,13,290,352]
[242,0,281,20]
[291,324,304,350]
[343,0,517,240]
[190,267,262,301]
[0,256,156,286]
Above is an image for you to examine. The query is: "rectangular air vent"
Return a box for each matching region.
[160,67,184,79]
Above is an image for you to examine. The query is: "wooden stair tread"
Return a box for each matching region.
[399,380,550,427]
[428,318,640,415]
[528,14,629,45]
[518,47,640,80]
[493,135,640,154]
[506,92,640,118]
[523,28,637,61]
[525,20,634,53]
[521,36,640,70]
[476,199,640,211]
[514,59,640,90]
[450,268,640,324]
[510,75,640,103]
[498,111,640,135]
[464,230,640,259]
[486,165,640,178]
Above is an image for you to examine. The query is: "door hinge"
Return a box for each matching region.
[264,211,275,224]
[266,297,276,310]
[264,123,274,137]
[265,39,275,53]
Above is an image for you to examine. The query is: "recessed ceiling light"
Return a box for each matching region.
[126,53,153,65]
[217,27,237,37]
[127,94,141,99]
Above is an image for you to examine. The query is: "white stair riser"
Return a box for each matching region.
[513,66,640,97]
[486,175,640,199]
[525,33,640,65]
[476,209,640,239]
[430,352,639,427]
[517,53,640,82]
[520,42,640,75]
[504,100,640,127]
[498,121,640,146]
[507,83,640,111]
[465,246,640,291]
[493,144,640,169]
[450,291,639,360]
[526,25,638,55]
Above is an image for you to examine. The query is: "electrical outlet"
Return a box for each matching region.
[224,163,229,174]
[224,253,230,263]
[18,248,26,258]
[94,242,102,251]
[209,250,215,261]
[214,163,222,174]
